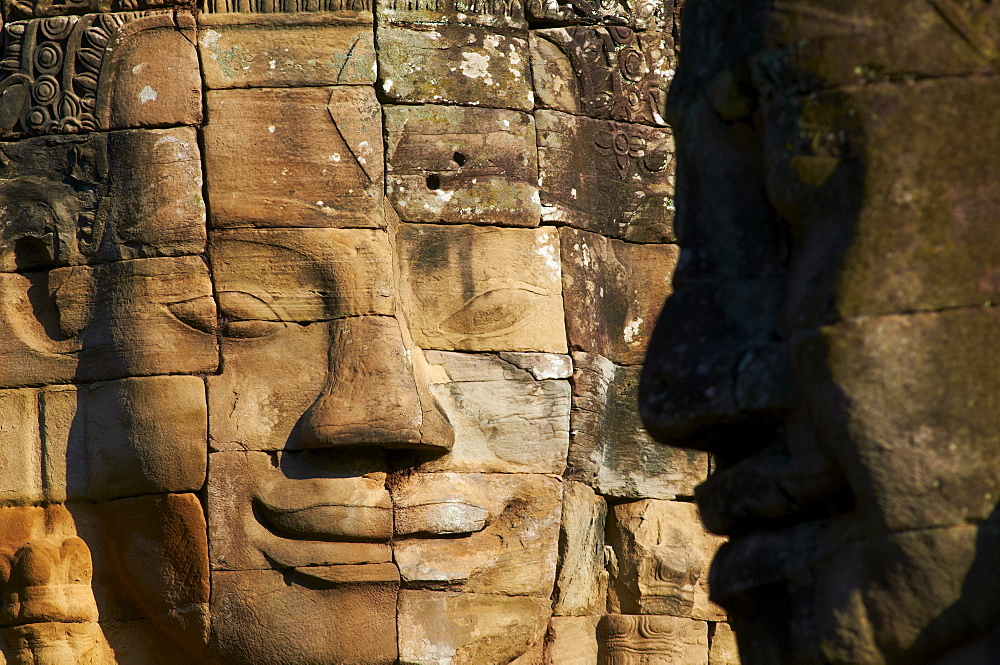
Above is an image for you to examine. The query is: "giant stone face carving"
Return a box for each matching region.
[0,0,729,662]
[640,1,1000,664]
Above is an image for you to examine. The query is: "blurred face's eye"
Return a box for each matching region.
[217,291,285,339]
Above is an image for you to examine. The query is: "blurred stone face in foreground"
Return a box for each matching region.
[0,0,734,663]
[640,1,1000,664]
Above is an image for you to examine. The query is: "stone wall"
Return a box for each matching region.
[0,0,739,661]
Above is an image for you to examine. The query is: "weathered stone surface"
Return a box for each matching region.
[199,12,375,89]
[796,307,1000,535]
[74,257,218,381]
[385,105,540,227]
[0,13,201,136]
[525,0,670,31]
[208,450,392,571]
[398,590,551,665]
[538,111,675,242]
[531,27,673,126]
[569,353,706,499]
[0,388,42,505]
[420,351,570,474]
[546,615,600,664]
[40,377,207,502]
[597,614,708,665]
[70,494,209,625]
[210,227,395,321]
[0,129,204,271]
[204,86,383,229]
[561,228,677,363]
[710,623,739,665]
[209,565,398,665]
[377,24,532,110]
[391,472,561,596]
[554,482,607,616]
[607,500,725,621]
[498,352,574,379]
[96,608,210,665]
[398,224,567,352]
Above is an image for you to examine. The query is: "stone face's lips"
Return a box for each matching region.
[394,500,489,536]
[255,499,393,542]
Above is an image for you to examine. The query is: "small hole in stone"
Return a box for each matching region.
[453,151,466,167]
[426,173,441,190]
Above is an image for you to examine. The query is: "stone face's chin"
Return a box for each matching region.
[208,564,400,665]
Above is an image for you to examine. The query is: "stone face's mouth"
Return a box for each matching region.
[255,499,393,542]
[393,500,489,537]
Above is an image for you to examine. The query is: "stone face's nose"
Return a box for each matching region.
[298,315,453,452]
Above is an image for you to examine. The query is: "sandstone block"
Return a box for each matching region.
[561,228,677,363]
[385,105,540,227]
[398,224,567,352]
[398,590,551,665]
[569,353,707,499]
[782,78,1000,326]
[709,623,740,665]
[209,565,398,665]
[531,27,673,125]
[498,352,574,379]
[199,12,375,89]
[553,482,607,616]
[377,23,532,109]
[607,500,725,621]
[74,257,218,381]
[0,12,201,137]
[210,227,395,322]
[0,129,204,270]
[546,615,600,664]
[97,606,209,665]
[391,472,561,596]
[797,307,1000,534]
[597,614,708,665]
[0,388,42,506]
[207,450,392,571]
[41,377,206,502]
[420,351,570,474]
[204,86,383,229]
[538,110,675,242]
[70,494,209,624]
[0,271,83,388]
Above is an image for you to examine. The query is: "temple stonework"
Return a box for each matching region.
[0,0,737,663]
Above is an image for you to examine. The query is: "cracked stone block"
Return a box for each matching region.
[204,86,384,229]
[553,481,607,616]
[546,616,600,664]
[391,472,561,597]
[560,228,677,364]
[607,499,726,621]
[421,351,570,474]
[199,12,375,89]
[0,388,43,506]
[377,23,532,110]
[398,223,567,353]
[569,353,706,500]
[398,590,551,665]
[385,105,539,227]
[40,377,207,502]
[208,566,398,665]
[538,110,675,242]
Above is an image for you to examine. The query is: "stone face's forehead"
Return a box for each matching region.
[0,2,724,664]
